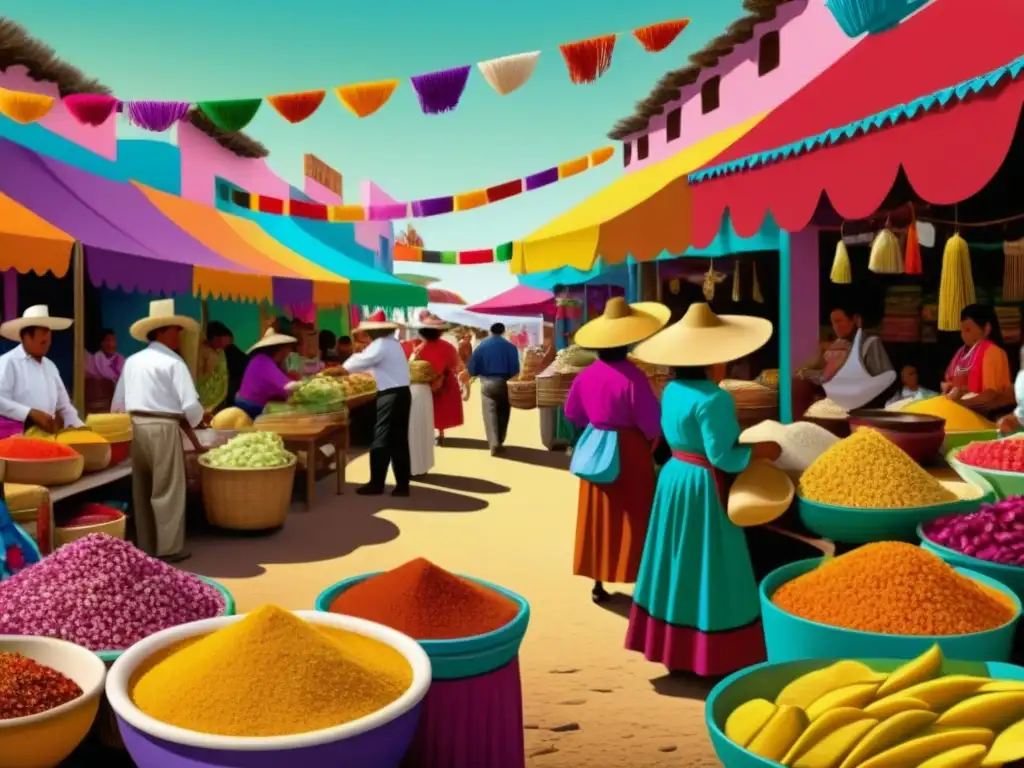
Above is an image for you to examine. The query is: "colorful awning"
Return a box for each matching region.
[0,192,74,277]
[467,285,555,317]
[685,0,1024,247]
[512,114,767,274]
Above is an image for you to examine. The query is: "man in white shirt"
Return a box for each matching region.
[324,311,411,496]
[0,305,83,436]
[113,299,204,563]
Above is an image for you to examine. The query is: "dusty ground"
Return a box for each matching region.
[185,388,720,767]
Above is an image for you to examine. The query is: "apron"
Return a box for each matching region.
[821,339,853,383]
[946,340,994,395]
[823,329,896,411]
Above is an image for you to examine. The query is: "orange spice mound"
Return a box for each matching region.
[329,558,519,640]
[771,542,1015,636]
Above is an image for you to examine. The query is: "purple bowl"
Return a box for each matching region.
[105,610,431,768]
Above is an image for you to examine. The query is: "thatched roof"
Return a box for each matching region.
[608,0,797,140]
[0,18,269,159]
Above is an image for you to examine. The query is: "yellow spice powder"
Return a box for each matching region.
[900,396,995,432]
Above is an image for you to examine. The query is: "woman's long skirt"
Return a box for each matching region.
[409,384,435,477]
[432,371,464,431]
[573,429,654,584]
[625,455,766,676]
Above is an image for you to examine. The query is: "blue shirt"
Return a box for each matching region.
[468,335,520,379]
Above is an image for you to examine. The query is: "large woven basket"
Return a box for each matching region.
[68,442,112,473]
[3,454,85,486]
[508,378,537,410]
[55,510,126,549]
[200,458,297,530]
[536,371,577,408]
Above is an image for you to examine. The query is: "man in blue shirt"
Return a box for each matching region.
[468,323,520,455]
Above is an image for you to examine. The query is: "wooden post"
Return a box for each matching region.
[72,242,86,417]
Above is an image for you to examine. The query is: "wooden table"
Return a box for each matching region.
[280,423,349,510]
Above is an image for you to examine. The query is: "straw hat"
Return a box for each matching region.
[354,310,399,332]
[0,305,72,342]
[632,303,773,367]
[727,460,795,527]
[573,297,670,350]
[247,328,298,354]
[129,299,199,343]
[408,310,452,331]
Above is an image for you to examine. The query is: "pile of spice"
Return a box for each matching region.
[923,498,1024,565]
[901,396,996,432]
[131,605,412,737]
[0,651,82,719]
[803,398,847,419]
[958,438,1024,473]
[0,534,224,651]
[740,420,839,476]
[772,542,1015,635]
[0,437,78,460]
[329,558,519,640]
[799,429,956,508]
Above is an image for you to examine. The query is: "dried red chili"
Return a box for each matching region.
[0,651,82,719]
[0,437,78,460]
[330,558,518,640]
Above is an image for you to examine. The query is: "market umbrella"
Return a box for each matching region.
[394,273,441,287]
[468,285,555,318]
[428,287,466,305]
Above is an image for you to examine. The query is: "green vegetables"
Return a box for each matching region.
[202,431,295,469]
[288,376,347,412]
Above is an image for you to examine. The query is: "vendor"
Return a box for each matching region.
[197,324,229,413]
[235,329,299,420]
[885,362,937,408]
[336,335,354,365]
[998,348,1024,434]
[408,314,464,446]
[0,305,84,439]
[942,303,1013,413]
[85,328,124,384]
[205,322,248,411]
[287,320,325,378]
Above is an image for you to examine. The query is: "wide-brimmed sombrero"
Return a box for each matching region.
[129,299,199,343]
[728,459,795,527]
[408,310,453,331]
[573,297,670,350]
[354,310,399,332]
[247,328,298,354]
[0,305,72,342]
[632,302,773,367]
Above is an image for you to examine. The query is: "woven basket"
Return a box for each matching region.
[3,454,84,486]
[200,458,297,530]
[508,379,537,410]
[536,371,576,408]
[55,511,126,548]
[68,442,112,473]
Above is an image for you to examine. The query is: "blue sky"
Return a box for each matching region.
[11,1,742,300]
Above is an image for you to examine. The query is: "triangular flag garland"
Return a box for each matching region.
[394,241,516,265]
[31,16,690,130]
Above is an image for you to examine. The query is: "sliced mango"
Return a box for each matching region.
[781,707,869,766]
[837,709,936,768]
[890,676,989,711]
[748,705,809,762]
[875,644,944,698]
[918,744,987,768]
[858,728,994,768]
[806,682,880,721]
[935,692,1024,731]
[982,716,1024,766]
[791,718,877,768]
[776,661,886,710]
[863,696,930,718]
[724,698,777,748]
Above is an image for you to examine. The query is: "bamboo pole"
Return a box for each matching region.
[72,242,86,417]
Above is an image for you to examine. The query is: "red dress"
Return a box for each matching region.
[413,339,464,431]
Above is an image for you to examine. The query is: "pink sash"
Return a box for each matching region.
[0,417,24,440]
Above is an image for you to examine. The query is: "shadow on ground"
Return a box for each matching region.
[413,472,510,495]
[650,671,718,702]
[596,592,633,620]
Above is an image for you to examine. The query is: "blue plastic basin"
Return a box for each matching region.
[948,444,1024,501]
[919,524,1024,604]
[760,558,1021,663]
[316,572,530,680]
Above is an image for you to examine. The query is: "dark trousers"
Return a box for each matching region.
[480,377,511,449]
[370,386,412,490]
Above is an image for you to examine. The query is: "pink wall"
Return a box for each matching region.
[355,180,396,252]
[304,177,342,205]
[626,0,859,171]
[0,67,117,159]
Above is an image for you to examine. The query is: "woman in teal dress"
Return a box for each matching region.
[625,303,781,677]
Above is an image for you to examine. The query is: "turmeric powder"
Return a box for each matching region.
[130,605,412,737]
[900,396,996,432]
[772,542,1015,635]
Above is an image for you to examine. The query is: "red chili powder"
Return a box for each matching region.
[329,558,519,640]
[0,651,82,719]
[0,437,78,460]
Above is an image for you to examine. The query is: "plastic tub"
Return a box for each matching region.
[944,429,998,454]
[760,558,1021,663]
[797,481,991,544]
[316,573,530,680]
[948,445,1024,501]
[105,610,430,768]
[919,524,1024,603]
[705,657,1024,768]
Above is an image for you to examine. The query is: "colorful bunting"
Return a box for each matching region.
[196,99,263,132]
[0,88,54,124]
[632,19,690,53]
[477,52,541,96]
[410,66,472,115]
[267,90,326,124]
[335,80,400,118]
[127,101,190,132]
[393,241,516,265]
[63,94,118,126]
[559,35,617,84]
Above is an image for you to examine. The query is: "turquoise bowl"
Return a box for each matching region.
[760,558,1021,663]
[918,523,1024,603]
[95,576,236,664]
[316,572,530,680]
[943,429,998,454]
[948,444,1024,501]
[797,485,991,544]
[706,657,1024,768]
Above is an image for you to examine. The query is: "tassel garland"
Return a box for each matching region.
[196,98,263,132]
[334,80,400,118]
[0,88,54,124]
[127,101,190,132]
[63,94,119,126]
[830,240,852,284]
[410,66,472,115]
[267,90,326,124]
[632,18,690,53]
[752,262,764,304]
[732,260,742,302]
[868,226,903,274]
[559,35,617,84]
[477,52,541,96]
[904,220,922,275]
[1004,238,1024,302]
[937,234,975,331]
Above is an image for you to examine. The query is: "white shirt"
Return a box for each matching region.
[0,345,83,427]
[112,342,204,427]
[344,336,410,390]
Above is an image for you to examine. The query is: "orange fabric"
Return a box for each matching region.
[558,157,589,179]
[0,193,74,277]
[589,146,615,166]
[393,243,423,262]
[453,190,488,211]
[192,266,273,304]
[982,345,1013,392]
[414,339,463,431]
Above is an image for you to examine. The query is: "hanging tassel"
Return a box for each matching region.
[335,80,400,118]
[904,219,923,275]
[196,99,263,132]
[477,52,541,96]
[559,35,617,84]
[938,233,976,331]
[752,262,764,304]
[0,88,54,124]
[732,260,742,302]
[831,240,852,284]
[868,222,903,274]
[127,101,191,132]
[410,66,472,115]
[63,93,119,126]
[589,146,615,166]
[632,19,690,53]
[1004,237,1024,302]
[267,89,326,124]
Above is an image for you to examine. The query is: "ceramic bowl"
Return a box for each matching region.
[848,409,945,463]
[948,444,1024,501]
[918,524,1024,603]
[316,573,530,680]
[105,610,431,768]
[0,635,107,768]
